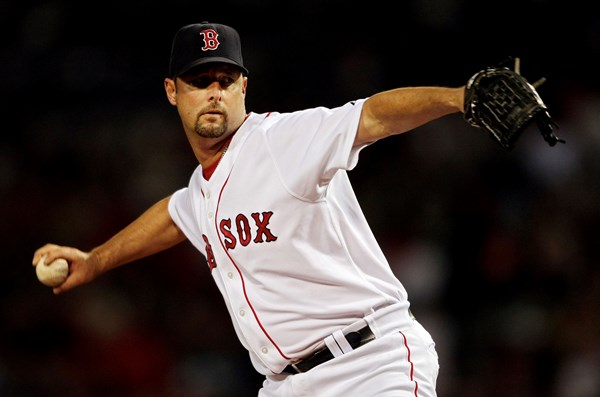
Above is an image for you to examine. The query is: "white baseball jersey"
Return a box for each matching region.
[168,98,411,375]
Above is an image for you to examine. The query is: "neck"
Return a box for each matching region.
[196,132,235,169]
[191,114,249,168]
[199,132,235,180]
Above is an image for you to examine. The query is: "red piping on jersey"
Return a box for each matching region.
[214,172,291,361]
[401,331,419,396]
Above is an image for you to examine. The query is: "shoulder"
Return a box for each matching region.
[250,100,366,129]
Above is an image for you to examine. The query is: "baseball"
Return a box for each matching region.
[36,256,69,287]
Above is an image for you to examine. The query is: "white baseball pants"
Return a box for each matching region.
[258,319,439,397]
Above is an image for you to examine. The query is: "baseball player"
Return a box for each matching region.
[33,22,467,396]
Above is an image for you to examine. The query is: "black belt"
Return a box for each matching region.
[283,324,375,374]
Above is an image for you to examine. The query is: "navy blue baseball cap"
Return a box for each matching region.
[169,22,249,78]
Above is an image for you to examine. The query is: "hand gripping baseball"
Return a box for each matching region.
[464,57,565,151]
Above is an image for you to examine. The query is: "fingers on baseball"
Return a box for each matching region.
[32,243,61,266]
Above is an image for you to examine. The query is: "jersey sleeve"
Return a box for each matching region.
[167,167,204,252]
[262,98,368,200]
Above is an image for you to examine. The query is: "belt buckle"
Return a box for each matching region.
[283,324,374,374]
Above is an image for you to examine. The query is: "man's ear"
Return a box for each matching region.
[164,78,177,105]
[242,76,248,95]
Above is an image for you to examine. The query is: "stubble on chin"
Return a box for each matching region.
[194,111,228,138]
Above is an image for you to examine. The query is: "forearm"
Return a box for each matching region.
[33,195,187,294]
[356,86,465,146]
[91,196,186,273]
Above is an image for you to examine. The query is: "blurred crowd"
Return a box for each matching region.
[1,1,599,396]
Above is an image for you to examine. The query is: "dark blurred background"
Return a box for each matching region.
[2,1,599,396]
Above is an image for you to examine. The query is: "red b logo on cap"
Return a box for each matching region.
[200,29,220,51]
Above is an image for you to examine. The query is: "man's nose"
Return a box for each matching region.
[207,81,223,101]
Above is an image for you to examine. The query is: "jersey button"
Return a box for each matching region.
[206,191,211,199]
[261,347,269,354]
[227,271,233,279]
[208,211,214,219]
[239,309,245,317]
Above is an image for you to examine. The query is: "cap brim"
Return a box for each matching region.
[174,57,249,77]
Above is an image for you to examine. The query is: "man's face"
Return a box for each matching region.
[169,63,247,139]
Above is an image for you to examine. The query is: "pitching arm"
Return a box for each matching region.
[32,195,187,295]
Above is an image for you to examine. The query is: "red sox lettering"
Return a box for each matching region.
[220,211,278,249]
[202,211,278,270]
[202,234,217,271]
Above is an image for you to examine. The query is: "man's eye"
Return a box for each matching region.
[190,78,211,88]
[189,77,234,89]
[220,77,234,87]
